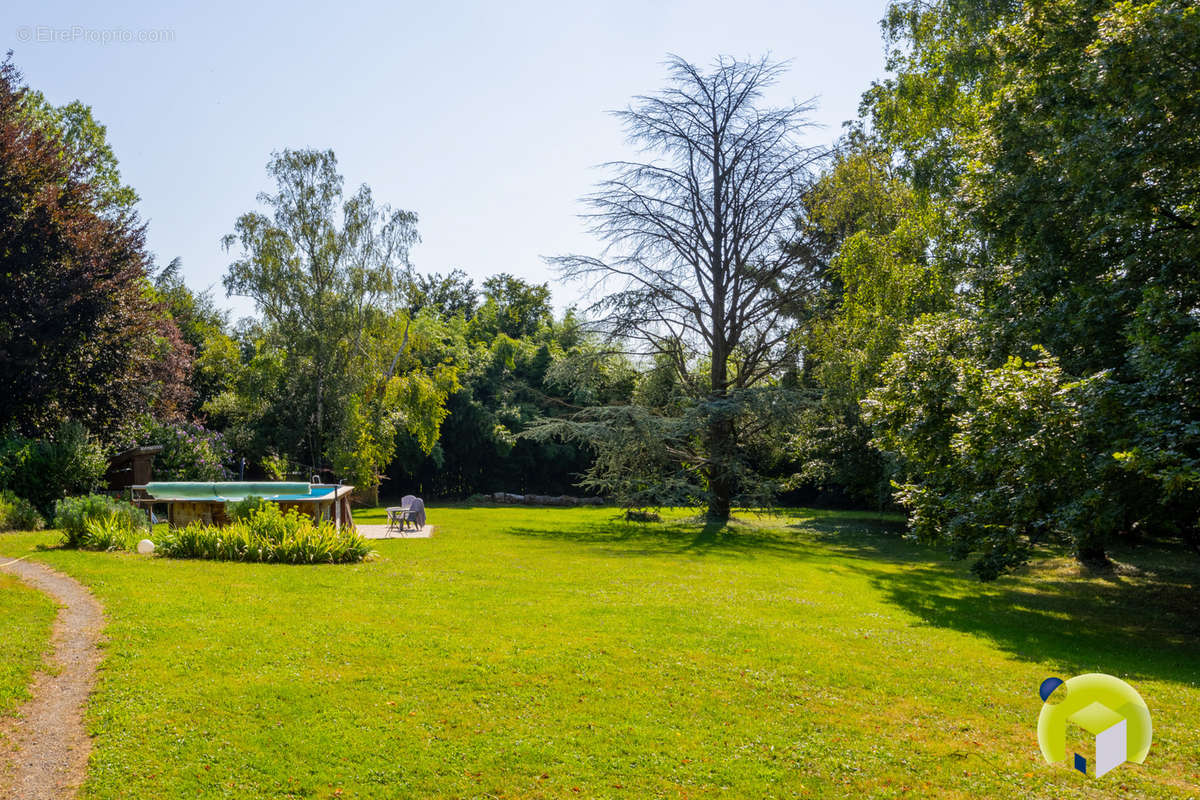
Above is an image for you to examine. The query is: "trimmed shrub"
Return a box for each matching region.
[54,494,148,548]
[0,490,44,531]
[158,504,371,564]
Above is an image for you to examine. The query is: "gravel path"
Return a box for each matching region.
[0,556,103,800]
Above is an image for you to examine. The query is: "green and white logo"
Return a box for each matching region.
[1037,673,1152,778]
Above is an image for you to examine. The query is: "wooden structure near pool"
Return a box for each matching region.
[106,445,163,492]
[135,482,356,530]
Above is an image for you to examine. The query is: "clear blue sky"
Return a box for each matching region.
[5,0,890,320]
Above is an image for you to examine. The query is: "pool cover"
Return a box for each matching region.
[144,482,335,502]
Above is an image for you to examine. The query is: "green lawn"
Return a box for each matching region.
[0,567,57,719]
[0,507,1197,799]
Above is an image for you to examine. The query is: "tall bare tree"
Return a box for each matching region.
[551,55,825,521]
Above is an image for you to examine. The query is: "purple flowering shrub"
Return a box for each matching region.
[118,416,232,481]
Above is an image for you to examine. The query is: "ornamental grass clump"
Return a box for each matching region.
[81,512,139,552]
[158,502,371,564]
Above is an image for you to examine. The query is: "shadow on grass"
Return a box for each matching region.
[497,512,905,560]
[848,543,1200,684]
[787,518,1200,683]
[502,511,1200,684]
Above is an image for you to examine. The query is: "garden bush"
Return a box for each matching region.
[227,494,270,522]
[0,490,44,531]
[0,422,108,516]
[864,315,1122,579]
[158,503,371,564]
[115,415,232,481]
[54,494,148,548]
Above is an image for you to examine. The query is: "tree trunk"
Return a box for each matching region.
[1076,537,1110,569]
[705,135,733,524]
[705,414,734,522]
[706,325,733,523]
[313,368,324,479]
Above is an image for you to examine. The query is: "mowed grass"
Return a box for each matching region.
[0,506,1197,799]
[0,565,57,719]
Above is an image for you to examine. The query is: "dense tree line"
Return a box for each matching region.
[795,0,1200,576]
[207,154,635,503]
[0,58,191,438]
[2,0,1196,581]
[0,57,632,509]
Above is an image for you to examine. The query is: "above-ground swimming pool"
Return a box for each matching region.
[137,482,354,528]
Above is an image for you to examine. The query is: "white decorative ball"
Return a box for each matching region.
[136,539,155,555]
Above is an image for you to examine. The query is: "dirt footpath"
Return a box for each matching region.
[0,557,104,800]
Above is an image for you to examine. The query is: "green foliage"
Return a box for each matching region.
[259,452,292,480]
[963,0,1200,539]
[865,316,1121,578]
[526,405,697,510]
[801,137,951,398]
[851,1,1200,572]
[116,416,231,481]
[200,326,295,464]
[326,311,460,501]
[861,315,979,477]
[0,490,44,531]
[127,158,628,503]
[385,310,635,498]
[470,274,552,341]
[0,422,108,516]
[222,149,419,472]
[157,504,371,564]
[788,134,954,507]
[81,512,140,552]
[788,406,892,508]
[1114,288,1200,545]
[965,0,1200,375]
[403,269,478,319]
[153,257,237,415]
[16,88,139,215]
[221,149,454,495]
[54,493,148,549]
[227,495,271,522]
[0,59,191,436]
[526,386,802,512]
